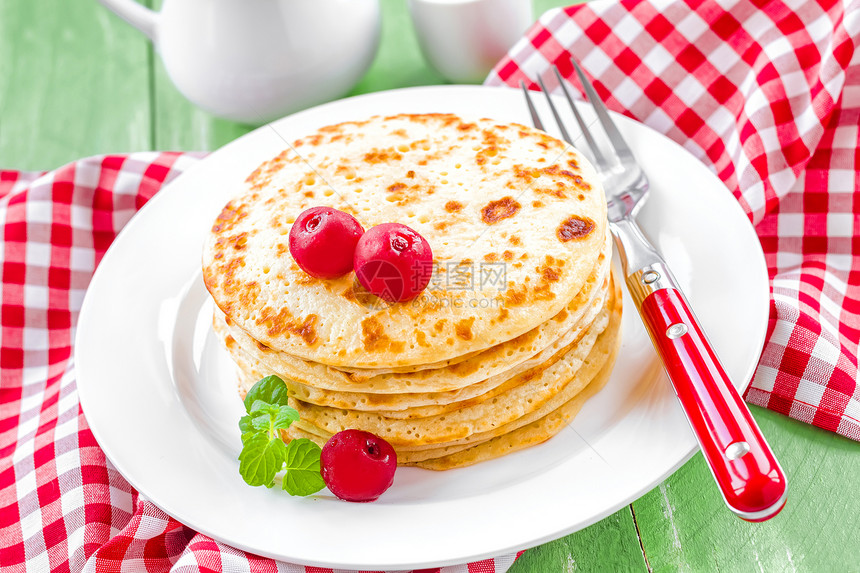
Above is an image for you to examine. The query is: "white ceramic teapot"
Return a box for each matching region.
[99,0,381,123]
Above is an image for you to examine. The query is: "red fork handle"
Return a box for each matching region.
[639,287,787,521]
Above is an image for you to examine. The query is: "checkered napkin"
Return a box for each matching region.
[487,0,860,439]
[0,153,526,571]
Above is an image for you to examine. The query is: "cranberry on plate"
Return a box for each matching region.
[321,429,397,502]
[289,207,364,279]
[354,223,433,302]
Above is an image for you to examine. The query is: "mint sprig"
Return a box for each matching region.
[283,438,327,496]
[237,376,325,496]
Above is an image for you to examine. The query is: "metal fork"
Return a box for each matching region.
[522,61,787,522]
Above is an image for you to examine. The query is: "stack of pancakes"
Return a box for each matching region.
[202,113,621,470]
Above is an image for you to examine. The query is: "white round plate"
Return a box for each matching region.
[76,86,769,570]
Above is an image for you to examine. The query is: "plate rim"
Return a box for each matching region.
[75,84,770,569]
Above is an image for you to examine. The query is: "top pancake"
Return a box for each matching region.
[202,113,607,367]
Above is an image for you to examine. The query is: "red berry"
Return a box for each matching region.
[289,207,364,279]
[321,430,397,502]
[354,223,433,302]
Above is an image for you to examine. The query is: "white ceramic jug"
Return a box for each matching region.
[99,0,381,123]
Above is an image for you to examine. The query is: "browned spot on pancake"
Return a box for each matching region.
[532,282,556,301]
[504,284,527,306]
[318,119,369,135]
[306,134,323,146]
[446,338,455,346]
[554,308,570,323]
[557,216,596,242]
[255,340,272,352]
[533,200,544,208]
[481,197,521,224]
[567,158,580,170]
[543,165,591,190]
[455,317,475,341]
[387,182,407,193]
[445,201,463,213]
[364,148,403,164]
[539,265,561,282]
[449,357,480,375]
[503,250,514,261]
[341,286,358,303]
[224,335,236,350]
[415,331,430,347]
[212,201,249,234]
[498,308,509,321]
[213,257,247,297]
[513,163,591,191]
[513,164,538,181]
[390,129,408,137]
[433,220,451,231]
[484,252,499,262]
[361,316,405,353]
[276,243,288,256]
[303,191,314,198]
[434,319,446,332]
[406,170,416,178]
[255,307,318,345]
[458,122,477,131]
[509,235,522,246]
[295,272,318,286]
[245,165,265,184]
[290,315,318,345]
[482,129,507,146]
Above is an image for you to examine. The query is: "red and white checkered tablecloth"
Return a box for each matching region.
[1,0,859,571]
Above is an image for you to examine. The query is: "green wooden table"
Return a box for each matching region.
[2,1,858,570]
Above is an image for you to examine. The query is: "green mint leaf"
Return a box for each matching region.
[243,375,290,413]
[249,399,267,414]
[239,415,260,444]
[241,430,258,445]
[250,412,273,432]
[282,439,326,496]
[273,405,300,431]
[238,414,254,434]
[238,433,286,487]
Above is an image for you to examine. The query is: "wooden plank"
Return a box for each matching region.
[0,0,152,170]
[348,0,445,95]
[510,507,648,572]
[633,407,860,571]
[147,0,250,152]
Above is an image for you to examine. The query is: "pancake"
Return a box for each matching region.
[216,243,610,399]
[203,113,608,368]
[279,275,621,463]
[406,339,619,469]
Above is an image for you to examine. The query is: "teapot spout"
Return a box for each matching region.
[98,0,158,42]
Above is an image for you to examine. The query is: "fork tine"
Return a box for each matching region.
[519,81,545,131]
[536,75,573,145]
[551,66,610,172]
[570,58,634,162]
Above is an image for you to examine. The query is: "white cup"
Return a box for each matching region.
[407,0,533,84]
